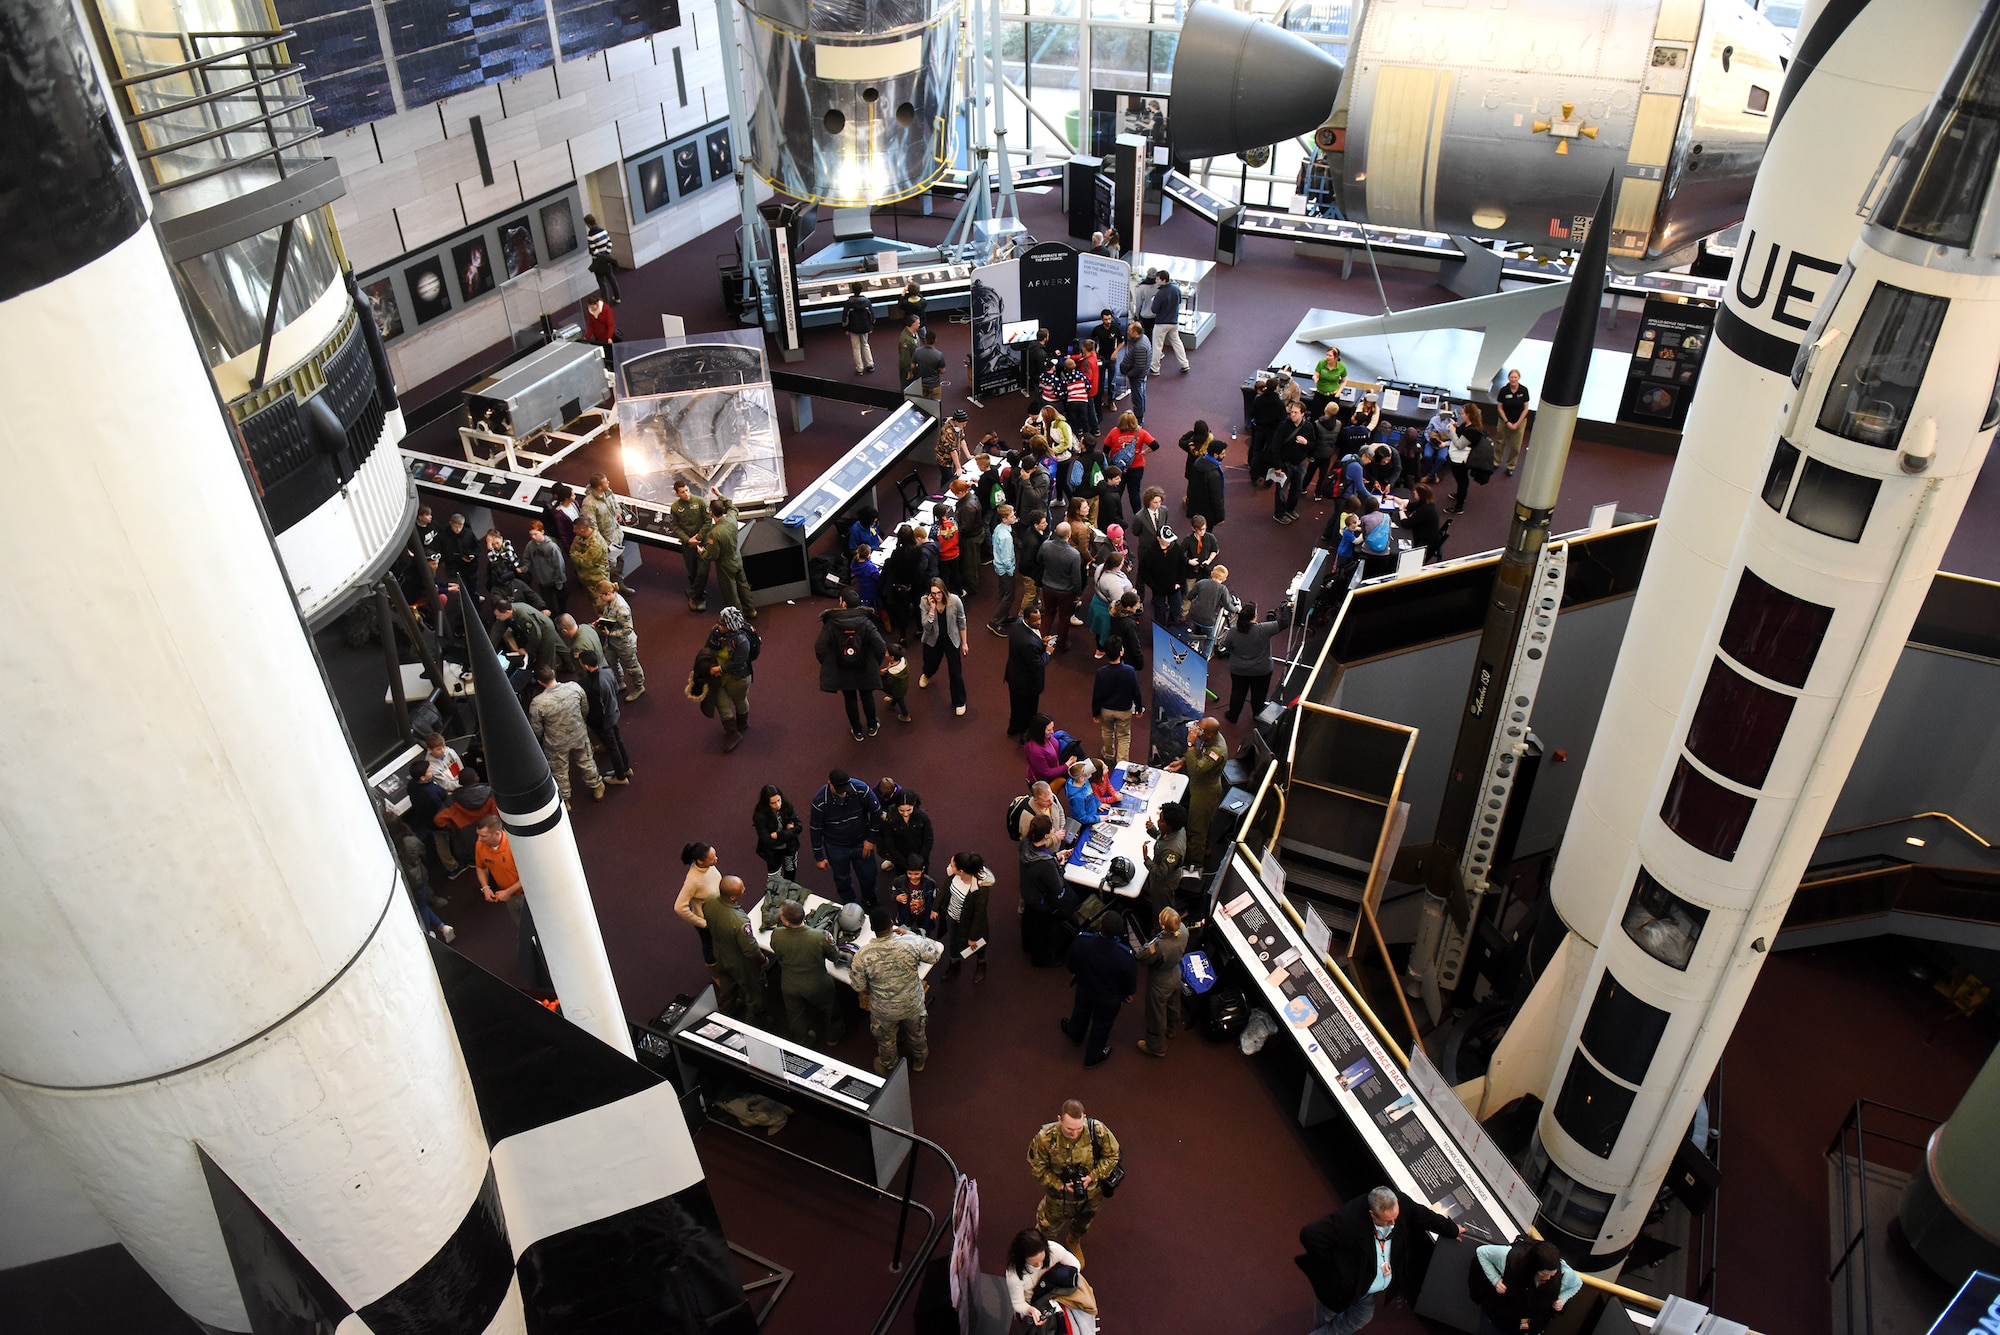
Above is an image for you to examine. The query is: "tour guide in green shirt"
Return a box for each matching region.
[1315,348,1347,405]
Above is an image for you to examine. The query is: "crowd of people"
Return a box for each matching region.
[384,283,1545,1334]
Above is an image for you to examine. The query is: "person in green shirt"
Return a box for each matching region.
[1314,347,1347,414]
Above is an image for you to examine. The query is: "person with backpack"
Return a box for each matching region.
[840,282,877,375]
[1067,437,1108,526]
[697,607,757,753]
[816,585,889,741]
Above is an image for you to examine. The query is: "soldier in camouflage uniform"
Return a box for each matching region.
[591,579,646,702]
[527,666,603,805]
[581,472,629,589]
[668,478,713,612]
[703,875,770,1021]
[1027,1099,1121,1259]
[570,518,613,597]
[848,906,944,1075]
[701,492,757,617]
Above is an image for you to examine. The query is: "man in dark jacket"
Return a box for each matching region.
[1005,606,1052,740]
[1019,815,1069,966]
[815,586,888,740]
[1296,1187,1462,1335]
[809,768,883,906]
[841,283,877,375]
[1060,911,1138,1067]
[1248,376,1287,484]
[1176,518,1219,600]
[1274,400,1318,523]
[1138,526,1182,626]
[1022,328,1051,406]
[1184,444,1227,529]
[576,649,631,782]
[1103,591,1147,669]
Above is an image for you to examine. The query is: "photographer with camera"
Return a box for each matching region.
[1027,1099,1123,1263]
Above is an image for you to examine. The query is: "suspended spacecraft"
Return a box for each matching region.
[1168,0,1791,267]
[737,0,962,207]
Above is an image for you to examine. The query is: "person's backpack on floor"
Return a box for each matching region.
[1005,793,1035,840]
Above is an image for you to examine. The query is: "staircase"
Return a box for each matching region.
[1780,863,2000,951]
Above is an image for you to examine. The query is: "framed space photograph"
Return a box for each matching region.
[672,138,703,197]
[638,153,670,215]
[360,274,404,341]
[706,126,733,181]
[404,255,452,325]
[539,197,578,257]
[498,217,537,279]
[452,236,494,302]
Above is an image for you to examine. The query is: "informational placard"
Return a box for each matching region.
[1212,859,1520,1243]
[1408,1050,1539,1232]
[1925,1271,2000,1335]
[1149,623,1209,766]
[1617,296,1716,430]
[969,257,1024,399]
[1018,242,1079,338]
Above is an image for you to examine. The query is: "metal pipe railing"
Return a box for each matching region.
[1825,1098,1943,1335]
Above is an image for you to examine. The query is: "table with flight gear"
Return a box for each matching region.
[1064,762,1188,895]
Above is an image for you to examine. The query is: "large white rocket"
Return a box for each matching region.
[0,3,750,1328]
[1487,0,2000,1266]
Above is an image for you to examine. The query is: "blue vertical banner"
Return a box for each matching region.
[1150,624,1209,764]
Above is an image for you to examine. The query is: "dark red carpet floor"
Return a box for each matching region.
[413,183,2000,1335]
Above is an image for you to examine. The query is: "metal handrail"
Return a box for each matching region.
[108,30,295,88]
[1821,812,1994,850]
[109,28,318,198]
[125,65,306,126]
[689,1070,964,1335]
[1825,1099,1944,1335]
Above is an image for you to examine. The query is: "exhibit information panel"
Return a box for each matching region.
[1211,857,1529,1241]
[1617,296,1717,431]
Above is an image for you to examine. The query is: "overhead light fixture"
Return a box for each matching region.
[1906,836,1927,846]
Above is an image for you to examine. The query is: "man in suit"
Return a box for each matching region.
[1296,1186,1462,1335]
[1060,911,1137,1067]
[1005,606,1052,741]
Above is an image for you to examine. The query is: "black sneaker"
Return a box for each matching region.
[867,720,881,737]
[851,728,867,741]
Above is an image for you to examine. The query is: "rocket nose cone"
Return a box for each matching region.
[1167,3,1342,161]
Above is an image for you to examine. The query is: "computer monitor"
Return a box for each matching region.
[1002,319,1040,345]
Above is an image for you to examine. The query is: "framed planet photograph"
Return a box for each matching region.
[405,255,452,325]
[672,139,703,197]
[452,235,494,302]
[361,275,404,340]
[706,126,733,181]
[637,153,670,216]
[539,197,578,257]
[498,217,537,279]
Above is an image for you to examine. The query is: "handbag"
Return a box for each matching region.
[1032,1263,1080,1301]
[1090,1119,1125,1197]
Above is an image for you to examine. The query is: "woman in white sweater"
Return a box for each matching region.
[1005,1228,1094,1329]
[676,841,722,963]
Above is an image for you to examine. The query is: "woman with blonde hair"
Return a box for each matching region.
[1135,906,1189,1057]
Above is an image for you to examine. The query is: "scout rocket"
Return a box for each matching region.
[1506,0,2000,1266]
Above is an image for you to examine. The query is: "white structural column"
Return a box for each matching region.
[1480,0,1985,1117]
[1522,2,2000,1265]
[0,218,515,1333]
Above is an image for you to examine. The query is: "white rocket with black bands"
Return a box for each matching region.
[0,4,747,1328]
[1506,1,2000,1267]
[461,611,634,1057]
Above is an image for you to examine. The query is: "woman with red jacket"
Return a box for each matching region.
[1101,411,1156,512]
